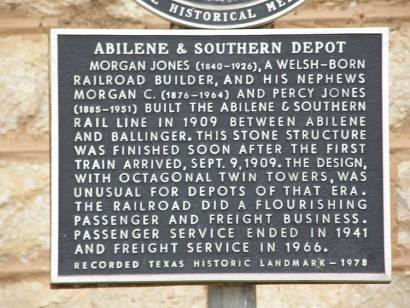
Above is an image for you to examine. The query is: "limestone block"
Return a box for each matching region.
[0,161,49,263]
[398,161,410,248]
[0,34,48,136]
[0,276,206,308]
[258,273,410,308]
[0,0,169,28]
[390,23,410,127]
[0,0,90,16]
[105,0,169,28]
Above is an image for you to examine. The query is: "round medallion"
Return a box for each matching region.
[135,0,305,29]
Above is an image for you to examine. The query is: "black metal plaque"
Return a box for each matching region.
[51,29,390,284]
[134,0,305,29]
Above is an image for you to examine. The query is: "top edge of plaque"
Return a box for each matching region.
[134,0,305,29]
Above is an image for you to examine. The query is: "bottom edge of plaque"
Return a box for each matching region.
[50,273,391,285]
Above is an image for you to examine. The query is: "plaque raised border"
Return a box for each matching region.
[50,28,391,284]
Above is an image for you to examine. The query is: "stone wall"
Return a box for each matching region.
[0,0,409,307]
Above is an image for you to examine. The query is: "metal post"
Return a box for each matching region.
[208,285,256,308]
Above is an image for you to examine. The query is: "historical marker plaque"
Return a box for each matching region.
[134,0,305,29]
[51,29,390,284]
